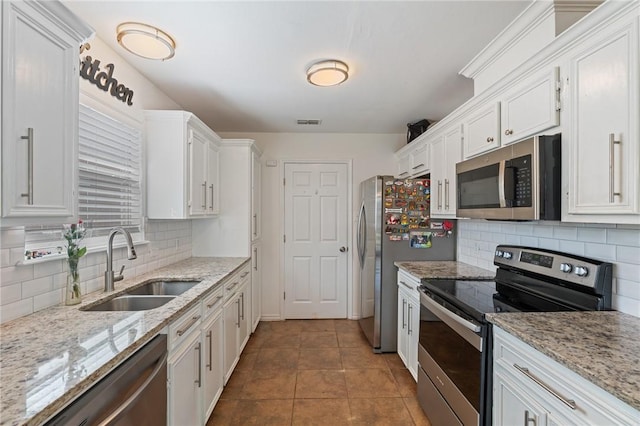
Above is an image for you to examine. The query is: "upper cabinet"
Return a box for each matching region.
[1,1,93,225]
[145,110,221,219]
[564,15,639,224]
[396,136,432,179]
[431,124,462,218]
[463,102,501,158]
[500,67,560,146]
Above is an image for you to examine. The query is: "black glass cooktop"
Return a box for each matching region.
[420,279,497,324]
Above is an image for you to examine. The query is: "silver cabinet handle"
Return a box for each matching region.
[253,248,258,270]
[609,133,621,203]
[241,271,249,278]
[236,298,240,327]
[176,315,201,336]
[437,180,442,210]
[206,330,212,371]
[513,364,577,410]
[202,181,207,209]
[408,304,413,335]
[206,295,223,309]
[444,179,450,210]
[97,351,168,426]
[486,136,494,143]
[226,282,238,291]
[20,128,34,204]
[253,213,258,236]
[209,184,214,210]
[412,163,424,170]
[240,293,245,320]
[399,280,413,290]
[504,129,513,136]
[195,342,202,387]
[402,299,407,329]
[524,410,536,425]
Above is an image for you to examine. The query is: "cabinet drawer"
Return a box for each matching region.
[397,269,421,292]
[202,286,224,318]
[168,304,202,350]
[224,265,249,301]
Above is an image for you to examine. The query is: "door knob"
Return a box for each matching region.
[339,246,348,252]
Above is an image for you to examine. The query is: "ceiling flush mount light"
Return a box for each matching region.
[306,60,349,87]
[116,22,176,61]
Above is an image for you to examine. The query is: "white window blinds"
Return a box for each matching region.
[78,103,142,237]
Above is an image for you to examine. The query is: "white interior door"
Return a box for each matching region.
[284,162,348,318]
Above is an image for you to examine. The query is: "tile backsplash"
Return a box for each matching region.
[0,220,192,324]
[457,220,640,317]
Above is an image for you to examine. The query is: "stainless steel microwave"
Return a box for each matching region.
[456,134,561,221]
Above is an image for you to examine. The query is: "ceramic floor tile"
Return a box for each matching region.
[254,347,299,370]
[269,320,305,334]
[295,369,348,399]
[337,331,369,348]
[299,319,336,332]
[382,353,406,370]
[263,332,301,348]
[235,351,258,371]
[334,319,362,332]
[230,399,294,425]
[206,399,238,425]
[344,369,400,398]
[298,348,342,370]
[220,369,251,400]
[349,397,414,425]
[390,368,417,397]
[300,331,339,348]
[403,396,432,426]
[242,369,298,400]
[341,347,389,369]
[292,398,353,425]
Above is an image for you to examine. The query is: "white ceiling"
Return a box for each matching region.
[64,1,532,134]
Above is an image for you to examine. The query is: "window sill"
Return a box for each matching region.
[18,240,150,266]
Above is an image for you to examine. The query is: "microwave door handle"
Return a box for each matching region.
[498,160,507,208]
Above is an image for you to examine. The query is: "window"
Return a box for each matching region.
[24,104,143,260]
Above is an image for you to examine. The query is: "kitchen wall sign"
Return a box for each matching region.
[79,55,134,106]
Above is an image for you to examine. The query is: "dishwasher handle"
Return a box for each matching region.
[97,350,168,426]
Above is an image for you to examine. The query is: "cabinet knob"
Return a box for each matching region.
[486,137,494,143]
[504,129,513,136]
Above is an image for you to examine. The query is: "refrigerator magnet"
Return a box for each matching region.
[410,231,432,248]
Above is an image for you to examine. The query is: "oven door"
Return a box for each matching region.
[418,291,483,426]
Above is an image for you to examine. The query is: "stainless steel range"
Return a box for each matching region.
[417,245,613,426]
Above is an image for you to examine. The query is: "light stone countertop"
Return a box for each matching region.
[487,311,640,412]
[394,260,496,280]
[0,257,248,426]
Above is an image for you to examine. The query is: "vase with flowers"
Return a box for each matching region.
[63,220,87,305]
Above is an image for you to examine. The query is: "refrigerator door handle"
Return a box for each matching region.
[357,200,366,267]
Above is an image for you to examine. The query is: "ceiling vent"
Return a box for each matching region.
[297,119,322,125]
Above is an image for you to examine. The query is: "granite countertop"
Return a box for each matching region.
[0,256,248,426]
[394,260,495,280]
[487,311,640,411]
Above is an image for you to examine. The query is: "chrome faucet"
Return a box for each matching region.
[104,227,137,292]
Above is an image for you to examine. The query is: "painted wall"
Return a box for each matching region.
[219,132,406,320]
[0,36,190,323]
[457,219,640,317]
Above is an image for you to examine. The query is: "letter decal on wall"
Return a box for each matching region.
[80,54,134,106]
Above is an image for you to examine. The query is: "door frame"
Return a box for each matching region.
[279,159,353,320]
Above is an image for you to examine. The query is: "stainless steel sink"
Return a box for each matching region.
[83,295,176,312]
[125,280,200,296]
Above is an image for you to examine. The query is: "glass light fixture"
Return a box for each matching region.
[306,60,349,86]
[116,22,176,61]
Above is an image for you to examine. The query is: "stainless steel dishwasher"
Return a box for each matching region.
[45,334,167,426]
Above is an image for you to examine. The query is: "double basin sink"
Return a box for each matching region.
[82,280,200,312]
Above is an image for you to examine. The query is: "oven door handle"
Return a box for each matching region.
[420,292,483,351]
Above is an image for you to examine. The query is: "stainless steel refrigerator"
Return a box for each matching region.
[357,176,456,352]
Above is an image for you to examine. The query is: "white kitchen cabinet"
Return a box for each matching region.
[396,152,410,178]
[251,241,262,332]
[222,262,251,383]
[501,67,560,146]
[493,326,640,426]
[564,16,640,224]
[145,110,221,219]
[201,290,224,422]
[409,141,430,176]
[1,1,93,225]
[396,269,420,381]
[463,102,501,158]
[430,124,462,218]
[251,149,261,241]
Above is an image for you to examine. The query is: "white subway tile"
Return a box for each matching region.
[22,276,52,298]
[577,228,607,243]
[34,260,63,279]
[519,236,539,247]
[538,238,560,251]
[531,225,553,238]
[0,299,33,323]
[611,294,640,316]
[1,265,34,286]
[616,278,640,300]
[614,262,640,282]
[616,246,640,265]
[1,284,22,305]
[0,228,25,248]
[584,243,616,261]
[33,289,63,311]
[553,226,578,241]
[1,249,10,267]
[501,223,517,234]
[516,224,534,235]
[558,240,584,256]
[607,229,640,247]
[10,248,25,265]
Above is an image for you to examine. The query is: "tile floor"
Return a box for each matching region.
[206,319,432,425]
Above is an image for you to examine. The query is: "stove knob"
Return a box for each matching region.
[560,263,573,273]
[574,266,589,277]
[495,250,504,257]
[502,251,513,260]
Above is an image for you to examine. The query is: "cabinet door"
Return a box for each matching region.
[251,242,262,332]
[168,331,202,426]
[501,67,560,146]
[238,283,250,352]
[407,296,419,381]
[202,311,224,421]
[494,368,548,426]
[251,150,261,240]
[1,1,80,223]
[430,135,446,216]
[207,141,220,215]
[443,125,462,216]
[223,295,240,383]
[397,153,410,178]
[189,128,208,216]
[396,286,409,367]
[463,102,500,158]
[409,142,430,176]
[567,21,639,219]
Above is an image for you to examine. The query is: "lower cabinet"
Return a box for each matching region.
[396,269,420,381]
[201,292,225,421]
[251,241,262,332]
[493,326,640,425]
[223,267,251,383]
